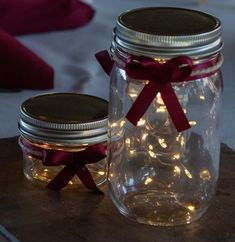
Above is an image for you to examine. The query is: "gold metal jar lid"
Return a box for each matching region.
[19,93,108,145]
[113,7,223,58]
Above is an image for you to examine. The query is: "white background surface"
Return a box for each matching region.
[0,0,234,149]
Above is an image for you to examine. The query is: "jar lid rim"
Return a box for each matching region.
[19,93,108,144]
[115,7,222,57]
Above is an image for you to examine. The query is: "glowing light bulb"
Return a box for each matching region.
[158,138,168,148]
[108,173,114,180]
[156,93,164,105]
[142,133,148,141]
[137,118,146,126]
[129,92,138,98]
[144,177,153,185]
[148,150,157,158]
[189,121,197,126]
[174,166,181,175]
[184,168,193,179]
[120,120,126,127]
[156,106,166,113]
[180,137,185,147]
[125,138,131,146]
[111,122,118,128]
[187,205,195,212]
[154,58,166,64]
[200,169,211,181]
[129,150,136,156]
[172,153,181,160]
[186,212,192,224]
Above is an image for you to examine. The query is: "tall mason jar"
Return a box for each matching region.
[107,7,223,226]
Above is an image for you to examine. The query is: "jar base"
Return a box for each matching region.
[111,190,209,226]
[24,169,106,190]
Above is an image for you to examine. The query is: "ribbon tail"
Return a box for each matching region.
[46,166,76,191]
[161,82,191,132]
[95,50,114,76]
[126,80,159,126]
[77,167,103,194]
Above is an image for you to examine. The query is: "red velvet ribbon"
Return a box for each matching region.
[96,50,222,132]
[95,51,114,75]
[96,50,194,132]
[125,56,193,132]
[20,138,106,194]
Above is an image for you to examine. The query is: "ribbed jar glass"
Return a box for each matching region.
[107,7,223,226]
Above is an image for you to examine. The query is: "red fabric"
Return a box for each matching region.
[0,30,54,89]
[0,0,95,90]
[0,0,95,35]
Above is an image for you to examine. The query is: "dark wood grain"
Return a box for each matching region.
[0,137,234,242]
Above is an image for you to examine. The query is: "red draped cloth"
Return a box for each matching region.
[0,0,95,89]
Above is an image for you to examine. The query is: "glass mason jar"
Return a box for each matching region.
[18,93,108,192]
[107,8,223,225]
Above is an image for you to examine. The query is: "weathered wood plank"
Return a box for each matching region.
[0,137,234,242]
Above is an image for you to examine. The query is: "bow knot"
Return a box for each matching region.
[126,56,192,84]
[42,144,106,193]
[125,56,193,132]
[95,50,195,132]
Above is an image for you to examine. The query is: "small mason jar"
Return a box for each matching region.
[107,8,223,225]
[18,93,108,191]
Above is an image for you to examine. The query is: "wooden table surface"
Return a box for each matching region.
[0,137,234,242]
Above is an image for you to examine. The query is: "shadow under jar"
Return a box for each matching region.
[19,93,108,192]
[107,7,223,226]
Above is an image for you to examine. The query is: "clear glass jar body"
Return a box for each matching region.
[19,136,107,189]
[107,53,222,226]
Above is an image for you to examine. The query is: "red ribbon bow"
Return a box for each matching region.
[42,144,106,194]
[125,56,193,132]
[95,50,195,132]
[96,50,222,132]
